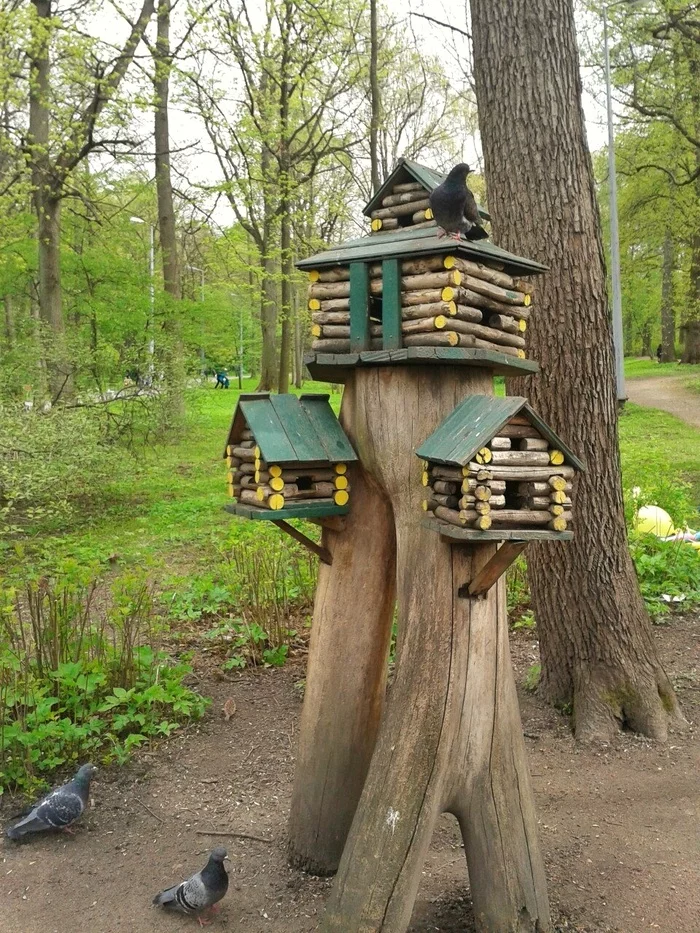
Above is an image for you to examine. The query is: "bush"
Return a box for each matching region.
[0,564,207,794]
[629,531,700,620]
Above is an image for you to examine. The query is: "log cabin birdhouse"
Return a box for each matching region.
[298,160,544,383]
[363,157,490,236]
[224,394,356,523]
[417,395,585,542]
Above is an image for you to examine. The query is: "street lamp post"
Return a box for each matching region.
[602,1,636,406]
[130,216,155,379]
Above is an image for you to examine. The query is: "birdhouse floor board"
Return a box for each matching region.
[425,519,573,542]
[304,348,539,382]
[225,502,350,521]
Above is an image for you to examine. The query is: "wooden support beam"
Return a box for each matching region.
[273,520,333,564]
[381,257,402,350]
[349,261,370,351]
[459,541,528,598]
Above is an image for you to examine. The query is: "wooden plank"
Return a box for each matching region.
[381,258,402,350]
[459,542,528,598]
[274,520,333,565]
[225,502,350,521]
[298,396,358,462]
[422,518,573,542]
[239,398,297,464]
[349,261,370,351]
[269,394,328,463]
[303,349,540,382]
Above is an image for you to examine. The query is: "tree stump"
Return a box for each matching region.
[287,384,397,874]
[290,365,551,930]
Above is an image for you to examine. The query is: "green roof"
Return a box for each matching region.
[296,225,546,277]
[415,396,586,471]
[225,394,358,466]
[363,157,490,222]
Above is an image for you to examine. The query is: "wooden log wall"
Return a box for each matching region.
[367,180,437,235]
[226,433,350,511]
[306,253,534,356]
[421,416,574,534]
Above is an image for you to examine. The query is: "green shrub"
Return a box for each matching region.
[0,566,207,794]
[629,531,700,620]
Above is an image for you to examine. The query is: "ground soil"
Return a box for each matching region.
[1,612,698,933]
[626,375,700,428]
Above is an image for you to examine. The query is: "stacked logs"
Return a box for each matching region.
[422,416,574,533]
[368,181,435,235]
[306,266,383,354]
[306,254,533,356]
[226,428,350,512]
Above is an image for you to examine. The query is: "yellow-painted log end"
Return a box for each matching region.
[435,315,447,329]
[227,472,235,484]
[334,462,347,475]
[478,447,493,463]
[425,207,433,220]
[334,490,349,506]
[550,475,567,490]
[311,324,321,337]
[308,298,321,311]
[227,483,235,498]
[451,269,462,286]
[254,446,261,459]
[447,331,458,346]
[551,516,567,532]
[256,487,265,502]
[269,494,285,510]
[335,475,349,490]
[443,255,455,269]
[270,477,285,492]
[226,457,234,468]
[549,450,565,465]
[517,350,526,359]
[524,294,531,307]
[254,458,262,471]
[421,499,429,511]
[447,301,457,315]
[475,514,492,530]
[371,218,383,231]
[551,489,567,504]
[421,471,430,487]
[308,270,320,282]
[441,286,455,301]
[519,319,527,332]
[550,504,565,516]
[269,465,283,478]
[226,445,233,457]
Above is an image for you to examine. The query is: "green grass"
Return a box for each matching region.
[625,357,700,383]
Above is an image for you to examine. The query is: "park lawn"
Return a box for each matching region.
[625,357,700,391]
[12,380,700,576]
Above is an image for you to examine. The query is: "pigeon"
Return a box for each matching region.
[153,846,230,926]
[429,163,489,241]
[5,763,97,840]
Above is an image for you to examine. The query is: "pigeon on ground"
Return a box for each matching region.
[5,763,97,840]
[153,847,230,926]
[429,163,489,241]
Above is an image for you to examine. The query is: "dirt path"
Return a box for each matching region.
[627,375,700,427]
[2,615,699,933]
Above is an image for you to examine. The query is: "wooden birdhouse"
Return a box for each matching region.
[362,157,490,236]
[224,393,356,521]
[416,395,585,542]
[299,187,544,383]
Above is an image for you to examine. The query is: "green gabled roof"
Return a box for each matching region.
[224,393,357,466]
[416,396,586,471]
[363,157,491,222]
[296,225,546,277]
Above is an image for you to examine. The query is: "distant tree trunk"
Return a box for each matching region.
[4,295,14,347]
[640,320,651,358]
[154,0,184,416]
[683,53,700,364]
[660,229,676,362]
[369,0,380,194]
[258,246,278,391]
[470,0,686,742]
[293,287,303,388]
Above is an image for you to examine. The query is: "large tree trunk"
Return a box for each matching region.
[154,0,184,418]
[258,249,278,391]
[278,205,292,394]
[316,367,550,932]
[470,0,685,741]
[660,228,676,362]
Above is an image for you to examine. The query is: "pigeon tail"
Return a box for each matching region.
[153,885,179,907]
[464,224,489,241]
[6,814,48,840]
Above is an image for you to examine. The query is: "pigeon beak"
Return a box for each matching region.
[224,855,231,861]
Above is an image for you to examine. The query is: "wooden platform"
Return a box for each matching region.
[225,501,350,521]
[305,347,540,382]
[423,518,573,543]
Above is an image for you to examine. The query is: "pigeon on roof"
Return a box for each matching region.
[5,764,97,840]
[153,847,230,925]
[429,163,489,242]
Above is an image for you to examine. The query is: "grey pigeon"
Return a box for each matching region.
[153,846,229,926]
[6,763,97,840]
[429,163,489,241]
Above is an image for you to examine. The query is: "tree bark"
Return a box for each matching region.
[660,228,676,362]
[288,384,396,874]
[369,0,381,195]
[154,0,184,418]
[258,247,278,391]
[470,0,686,741]
[318,366,550,932]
